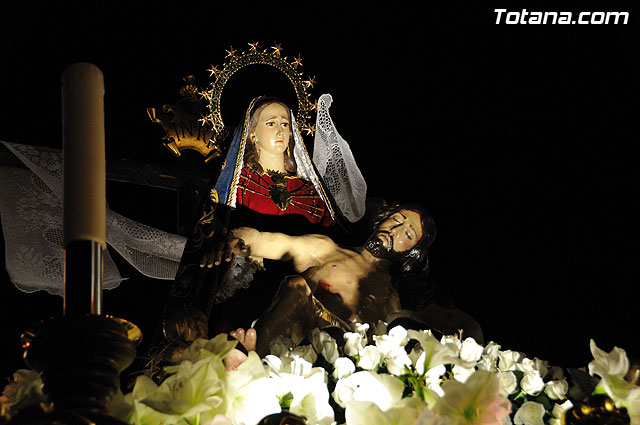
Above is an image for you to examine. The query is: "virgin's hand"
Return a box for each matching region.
[200,236,249,268]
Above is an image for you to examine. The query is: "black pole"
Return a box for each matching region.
[64,240,103,316]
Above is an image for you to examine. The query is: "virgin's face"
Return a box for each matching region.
[249,102,291,156]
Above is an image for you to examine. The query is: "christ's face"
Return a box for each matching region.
[365,209,423,259]
[376,209,423,252]
[250,102,291,157]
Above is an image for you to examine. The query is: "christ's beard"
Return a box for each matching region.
[364,232,396,259]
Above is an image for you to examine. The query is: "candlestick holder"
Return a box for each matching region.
[13,314,136,425]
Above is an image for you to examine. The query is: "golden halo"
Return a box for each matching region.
[201,42,318,142]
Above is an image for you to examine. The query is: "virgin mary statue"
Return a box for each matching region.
[212,96,337,232]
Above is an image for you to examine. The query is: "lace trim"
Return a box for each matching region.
[0,140,187,296]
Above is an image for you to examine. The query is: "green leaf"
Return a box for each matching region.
[279,392,293,409]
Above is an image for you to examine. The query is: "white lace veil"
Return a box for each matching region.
[313,94,367,222]
[0,141,187,296]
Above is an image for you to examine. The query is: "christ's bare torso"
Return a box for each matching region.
[302,247,401,323]
[213,227,404,326]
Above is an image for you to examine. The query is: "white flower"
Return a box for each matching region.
[415,408,457,425]
[388,325,408,345]
[374,335,401,357]
[203,414,235,425]
[424,364,447,397]
[587,340,640,423]
[497,371,518,397]
[385,347,412,376]
[332,378,356,408]
[515,359,533,373]
[111,375,174,425]
[223,353,281,425]
[452,365,475,383]
[267,364,328,404]
[532,358,549,379]
[520,370,545,396]
[549,400,573,425]
[265,353,314,379]
[289,369,335,425]
[460,337,484,363]
[477,357,498,372]
[354,322,370,336]
[264,354,283,373]
[332,371,404,410]
[432,370,512,425]
[544,379,569,400]
[345,399,421,425]
[290,344,317,365]
[321,341,340,364]
[141,357,225,419]
[374,327,405,356]
[513,401,545,425]
[598,378,640,424]
[344,331,366,357]
[483,341,502,362]
[179,334,237,364]
[440,335,462,354]
[409,346,423,370]
[268,353,314,377]
[497,350,522,372]
[291,355,315,377]
[269,335,295,357]
[227,376,281,425]
[588,339,629,379]
[357,345,382,371]
[311,328,339,364]
[408,329,458,374]
[517,358,549,379]
[332,357,356,380]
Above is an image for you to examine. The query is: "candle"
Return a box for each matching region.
[62,63,106,315]
[62,62,106,249]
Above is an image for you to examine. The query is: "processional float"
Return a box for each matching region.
[4,45,631,425]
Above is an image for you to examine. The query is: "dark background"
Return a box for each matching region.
[0,2,637,381]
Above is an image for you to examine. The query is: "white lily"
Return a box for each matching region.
[408,329,458,373]
[332,371,404,410]
[588,339,640,424]
[222,352,281,425]
[140,358,225,421]
[345,399,421,425]
[289,368,335,425]
[431,370,512,425]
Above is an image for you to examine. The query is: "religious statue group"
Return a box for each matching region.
[156,94,483,371]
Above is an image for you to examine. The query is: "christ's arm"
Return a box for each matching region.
[202,227,336,272]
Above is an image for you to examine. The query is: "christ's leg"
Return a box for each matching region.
[253,275,314,356]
